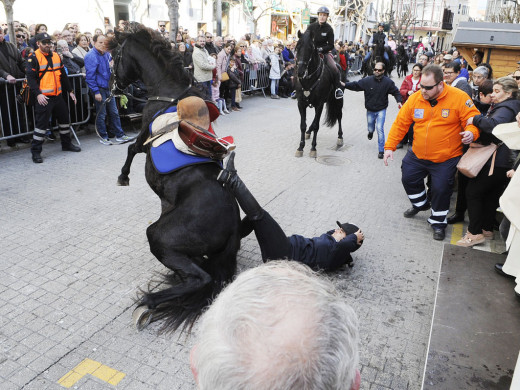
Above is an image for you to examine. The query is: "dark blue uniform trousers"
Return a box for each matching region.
[401,150,460,229]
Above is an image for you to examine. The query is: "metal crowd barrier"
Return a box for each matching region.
[0,73,91,145]
[348,55,363,77]
[240,62,269,96]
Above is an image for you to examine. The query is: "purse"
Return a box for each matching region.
[457,142,501,178]
[16,79,33,106]
[220,71,229,82]
[235,88,242,103]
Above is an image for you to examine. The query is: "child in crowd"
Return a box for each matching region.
[268,44,283,99]
[211,61,229,115]
[227,57,242,112]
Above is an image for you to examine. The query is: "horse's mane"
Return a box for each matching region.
[109,23,193,86]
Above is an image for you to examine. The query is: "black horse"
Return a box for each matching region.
[362,38,395,77]
[396,45,409,78]
[106,24,241,333]
[294,29,344,158]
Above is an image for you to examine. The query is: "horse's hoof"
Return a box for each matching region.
[117,176,130,186]
[305,133,311,140]
[132,305,153,331]
[295,150,303,158]
[310,150,317,158]
[337,138,344,147]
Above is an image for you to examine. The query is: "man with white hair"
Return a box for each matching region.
[260,39,271,60]
[191,261,361,390]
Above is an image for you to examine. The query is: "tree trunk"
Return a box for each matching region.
[165,0,179,42]
[1,0,16,42]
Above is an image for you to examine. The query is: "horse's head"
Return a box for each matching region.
[295,29,318,79]
[107,22,152,94]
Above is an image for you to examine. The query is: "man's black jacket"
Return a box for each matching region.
[344,75,401,112]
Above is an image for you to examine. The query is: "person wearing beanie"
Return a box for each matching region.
[217,152,364,271]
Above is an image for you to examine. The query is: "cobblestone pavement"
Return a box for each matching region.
[1,78,456,390]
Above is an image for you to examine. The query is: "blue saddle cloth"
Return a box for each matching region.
[149,106,219,174]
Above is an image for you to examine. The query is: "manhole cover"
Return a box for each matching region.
[315,156,350,166]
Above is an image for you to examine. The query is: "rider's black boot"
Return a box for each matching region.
[217,152,264,220]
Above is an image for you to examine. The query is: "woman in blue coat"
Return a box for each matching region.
[218,152,364,271]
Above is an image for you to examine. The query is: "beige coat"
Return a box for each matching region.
[192,45,215,83]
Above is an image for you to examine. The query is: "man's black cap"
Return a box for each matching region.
[336,221,359,235]
[35,32,51,42]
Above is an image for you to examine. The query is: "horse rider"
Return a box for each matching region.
[365,23,389,64]
[306,6,344,99]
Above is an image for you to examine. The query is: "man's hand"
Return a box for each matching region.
[37,94,49,106]
[383,150,393,166]
[95,93,102,102]
[460,130,474,144]
[69,91,77,104]
[6,74,16,84]
[397,102,402,109]
[354,229,364,245]
[507,169,515,179]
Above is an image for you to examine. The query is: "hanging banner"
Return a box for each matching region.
[302,8,310,25]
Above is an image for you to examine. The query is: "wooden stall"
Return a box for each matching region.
[453,22,520,78]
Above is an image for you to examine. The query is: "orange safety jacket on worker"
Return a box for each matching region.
[26,49,71,97]
[385,84,480,163]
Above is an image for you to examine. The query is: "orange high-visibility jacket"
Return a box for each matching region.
[385,84,480,163]
[33,49,63,96]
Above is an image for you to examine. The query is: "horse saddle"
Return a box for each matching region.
[147,104,235,174]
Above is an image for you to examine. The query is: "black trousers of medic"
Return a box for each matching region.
[401,150,460,229]
[31,95,72,153]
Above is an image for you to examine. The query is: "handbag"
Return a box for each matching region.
[456,142,501,178]
[235,88,242,103]
[16,79,33,106]
[220,71,229,82]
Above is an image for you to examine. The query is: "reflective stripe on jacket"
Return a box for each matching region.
[34,50,63,96]
[385,84,480,163]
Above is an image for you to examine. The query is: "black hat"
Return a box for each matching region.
[35,32,51,42]
[336,221,359,236]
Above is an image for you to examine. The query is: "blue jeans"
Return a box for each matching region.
[364,51,389,62]
[94,88,124,139]
[270,79,279,96]
[366,109,386,153]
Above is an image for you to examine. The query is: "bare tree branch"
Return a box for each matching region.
[165,0,179,41]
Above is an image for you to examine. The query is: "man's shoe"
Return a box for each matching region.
[335,88,343,99]
[495,263,515,279]
[232,106,240,111]
[45,132,56,141]
[99,138,112,145]
[456,232,485,247]
[271,95,280,99]
[367,132,373,140]
[433,228,446,241]
[447,212,465,224]
[32,153,43,163]
[115,135,135,143]
[378,152,384,159]
[403,203,430,218]
[62,143,81,152]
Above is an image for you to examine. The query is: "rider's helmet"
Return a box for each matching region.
[378,22,384,27]
[317,6,330,15]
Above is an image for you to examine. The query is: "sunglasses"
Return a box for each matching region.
[206,35,212,38]
[420,81,441,90]
[159,25,165,27]
[514,76,520,80]
[40,41,52,45]
[16,34,25,38]
[374,68,384,72]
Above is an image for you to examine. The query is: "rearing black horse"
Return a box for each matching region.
[294,29,344,158]
[107,24,241,333]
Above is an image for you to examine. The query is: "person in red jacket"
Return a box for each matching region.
[396,63,423,148]
[384,64,480,241]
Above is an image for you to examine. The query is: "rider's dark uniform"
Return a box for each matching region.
[306,20,342,97]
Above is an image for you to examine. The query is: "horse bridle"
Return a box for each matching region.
[296,42,323,81]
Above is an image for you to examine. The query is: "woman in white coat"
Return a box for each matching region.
[268,45,283,99]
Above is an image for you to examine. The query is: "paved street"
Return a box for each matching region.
[1,78,461,390]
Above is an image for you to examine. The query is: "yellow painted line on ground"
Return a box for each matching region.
[450,222,464,245]
[58,358,125,388]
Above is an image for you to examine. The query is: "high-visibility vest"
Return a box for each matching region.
[34,49,62,96]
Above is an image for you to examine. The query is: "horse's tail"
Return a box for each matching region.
[140,231,240,334]
[324,86,343,127]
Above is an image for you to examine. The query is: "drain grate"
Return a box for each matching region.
[315,156,351,166]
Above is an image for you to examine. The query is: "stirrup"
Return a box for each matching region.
[335,88,343,99]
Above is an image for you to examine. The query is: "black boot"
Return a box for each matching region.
[32,152,43,163]
[31,139,44,163]
[218,152,264,220]
[61,133,81,152]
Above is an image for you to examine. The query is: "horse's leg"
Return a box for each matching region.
[309,104,324,158]
[337,107,344,147]
[117,131,147,186]
[296,99,307,157]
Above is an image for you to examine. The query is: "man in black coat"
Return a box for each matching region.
[306,6,344,99]
[344,61,402,159]
[0,27,28,146]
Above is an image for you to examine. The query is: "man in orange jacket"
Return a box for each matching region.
[27,32,80,163]
[383,64,480,241]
